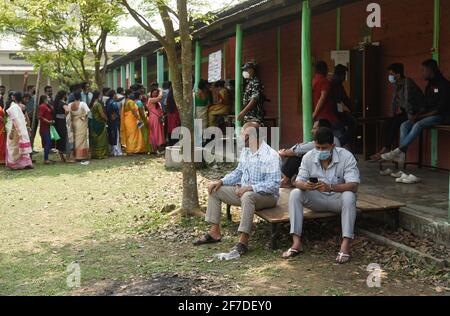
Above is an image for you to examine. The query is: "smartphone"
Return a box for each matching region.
[309,177,319,184]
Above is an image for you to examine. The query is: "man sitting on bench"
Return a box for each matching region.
[194,122,281,255]
[382,59,450,163]
[279,119,340,188]
[282,127,360,264]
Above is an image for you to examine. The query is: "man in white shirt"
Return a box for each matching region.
[279,119,341,187]
[283,127,360,264]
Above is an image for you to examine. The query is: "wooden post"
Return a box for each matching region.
[31,66,43,146]
[120,65,126,89]
[235,24,243,129]
[157,51,165,86]
[129,61,136,86]
[301,0,313,142]
[194,41,201,92]
[277,26,282,135]
[431,0,440,168]
[336,7,342,50]
[113,68,118,90]
[141,56,148,91]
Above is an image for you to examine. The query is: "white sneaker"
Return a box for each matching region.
[401,174,421,184]
[381,148,402,161]
[391,171,407,178]
[395,173,409,183]
[380,168,393,176]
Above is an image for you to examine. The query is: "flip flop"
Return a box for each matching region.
[282,248,302,259]
[336,252,351,264]
[193,233,221,246]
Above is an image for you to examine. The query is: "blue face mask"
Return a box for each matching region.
[388,75,397,84]
[316,149,332,161]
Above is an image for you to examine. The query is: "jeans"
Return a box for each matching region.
[383,112,407,150]
[399,116,443,151]
[41,130,52,161]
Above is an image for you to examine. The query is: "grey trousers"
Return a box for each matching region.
[289,189,357,239]
[206,186,278,235]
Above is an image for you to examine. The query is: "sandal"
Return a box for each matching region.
[335,252,351,264]
[193,233,221,246]
[282,248,302,259]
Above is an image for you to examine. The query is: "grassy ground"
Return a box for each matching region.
[0,150,448,296]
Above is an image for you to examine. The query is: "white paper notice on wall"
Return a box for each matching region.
[331,50,350,67]
[208,50,222,83]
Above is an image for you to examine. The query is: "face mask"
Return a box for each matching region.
[242,71,250,79]
[388,75,397,84]
[316,149,332,161]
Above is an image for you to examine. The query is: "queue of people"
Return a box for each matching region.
[0,80,183,169]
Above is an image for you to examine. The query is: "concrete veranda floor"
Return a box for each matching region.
[358,160,449,220]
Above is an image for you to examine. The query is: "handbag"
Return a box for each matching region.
[50,125,61,141]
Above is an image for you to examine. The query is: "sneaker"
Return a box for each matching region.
[401,174,421,184]
[380,168,393,176]
[381,148,402,161]
[391,171,406,178]
[395,173,410,183]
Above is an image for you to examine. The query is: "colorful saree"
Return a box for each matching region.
[136,99,152,153]
[120,99,146,154]
[0,105,6,164]
[70,101,90,160]
[5,102,32,169]
[90,102,108,159]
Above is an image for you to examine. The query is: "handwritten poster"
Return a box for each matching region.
[208,50,222,83]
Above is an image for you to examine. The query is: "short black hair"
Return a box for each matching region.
[73,91,82,101]
[315,61,328,75]
[44,85,52,92]
[314,127,334,145]
[317,119,332,129]
[422,59,439,73]
[13,91,23,102]
[387,63,405,77]
[0,85,5,89]
[117,87,124,94]
[334,64,348,77]
[162,81,172,90]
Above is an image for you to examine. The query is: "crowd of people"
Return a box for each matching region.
[0,79,184,170]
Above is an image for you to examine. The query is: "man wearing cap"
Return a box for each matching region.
[239,62,265,124]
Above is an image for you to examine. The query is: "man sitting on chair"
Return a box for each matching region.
[282,127,360,264]
[194,122,281,255]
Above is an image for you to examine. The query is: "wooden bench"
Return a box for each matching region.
[412,125,450,170]
[226,188,405,249]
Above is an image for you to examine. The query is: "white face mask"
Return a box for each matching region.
[242,71,250,79]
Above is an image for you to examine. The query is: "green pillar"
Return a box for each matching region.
[235,24,243,129]
[194,41,202,92]
[141,56,148,91]
[120,65,126,89]
[431,0,440,167]
[277,27,282,134]
[157,51,165,86]
[106,71,112,88]
[301,0,313,142]
[113,68,118,90]
[129,61,136,87]
[336,7,342,50]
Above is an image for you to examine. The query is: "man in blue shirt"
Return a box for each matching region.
[283,127,360,264]
[194,122,281,255]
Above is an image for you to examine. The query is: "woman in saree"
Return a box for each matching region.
[147,88,166,155]
[53,90,73,162]
[0,103,6,164]
[106,90,123,157]
[120,91,146,155]
[5,92,33,170]
[69,92,90,161]
[89,91,108,159]
[136,92,152,153]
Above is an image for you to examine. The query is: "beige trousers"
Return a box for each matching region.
[206,186,278,235]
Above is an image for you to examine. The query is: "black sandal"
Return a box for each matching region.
[193,233,221,246]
